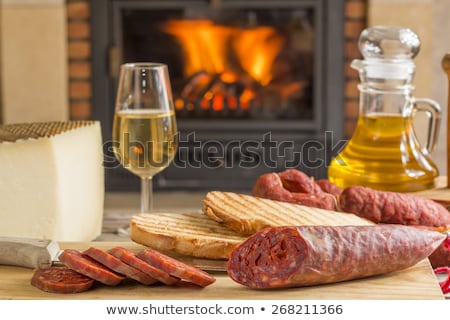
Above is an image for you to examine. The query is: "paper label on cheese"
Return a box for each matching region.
[0,121,105,241]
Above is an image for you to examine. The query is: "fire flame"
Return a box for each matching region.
[163,20,233,77]
[163,19,284,86]
[232,26,284,85]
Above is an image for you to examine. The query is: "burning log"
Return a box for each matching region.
[175,70,258,118]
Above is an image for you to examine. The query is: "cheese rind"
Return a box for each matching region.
[0,121,105,241]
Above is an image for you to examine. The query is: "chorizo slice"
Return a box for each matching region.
[59,249,124,286]
[227,225,445,289]
[31,266,94,293]
[340,186,450,227]
[83,247,157,285]
[108,247,179,286]
[136,248,216,287]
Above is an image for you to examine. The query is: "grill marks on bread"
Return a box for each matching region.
[132,213,245,239]
[131,192,372,259]
[203,191,373,235]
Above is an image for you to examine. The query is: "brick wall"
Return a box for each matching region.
[344,0,367,137]
[67,0,91,120]
[66,0,367,137]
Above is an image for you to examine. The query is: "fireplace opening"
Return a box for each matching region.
[121,9,315,121]
[91,0,345,192]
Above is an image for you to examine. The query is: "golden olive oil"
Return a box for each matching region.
[112,110,178,178]
[328,113,438,192]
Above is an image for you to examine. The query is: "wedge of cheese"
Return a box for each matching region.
[0,121,104,241]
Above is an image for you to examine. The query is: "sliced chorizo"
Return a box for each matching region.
[108,247,179,286]
[227,225,445,289]
[31,266,94,293]
[340,186,450,227]
[136,248,216,287]
[83,247,157,285]
[59,249,124,286]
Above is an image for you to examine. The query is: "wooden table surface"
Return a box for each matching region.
[2,182,449,300]
[0,242,444,300]
[94,183,450,300]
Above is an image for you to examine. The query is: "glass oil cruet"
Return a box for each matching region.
[328,26,441,192]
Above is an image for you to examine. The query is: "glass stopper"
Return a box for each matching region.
[359,25,420,60]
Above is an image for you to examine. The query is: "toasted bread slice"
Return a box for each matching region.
[130,212,247,260]
[203,191,374,235]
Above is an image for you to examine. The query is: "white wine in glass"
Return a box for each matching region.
[112,63,178,229]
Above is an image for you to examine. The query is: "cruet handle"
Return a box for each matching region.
[412,98,441,154]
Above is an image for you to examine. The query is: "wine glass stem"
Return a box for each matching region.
[141,177,153,213]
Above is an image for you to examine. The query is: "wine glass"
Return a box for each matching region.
[112,63,178,233]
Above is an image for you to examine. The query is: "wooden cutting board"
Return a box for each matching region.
[0,241,444,300]
[415,177,450,208]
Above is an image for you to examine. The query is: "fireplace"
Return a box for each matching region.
[90,0,345,191]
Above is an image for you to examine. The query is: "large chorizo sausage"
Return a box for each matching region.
[227,225,445,289]
[340,186,450,227]
[412,226,450,268]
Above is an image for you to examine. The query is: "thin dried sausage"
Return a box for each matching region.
[108,247,179,285]
[340,186,450,227]
[252,172,337,210]
[31,266,94,293]
[278,169,322,193]
[136,248,215,287]
[59,249,124,286]
[227,225,445,289]
[290,192,337,210]
[316,179,343,196]
[83,247,157,285]
[252,172,293,200]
